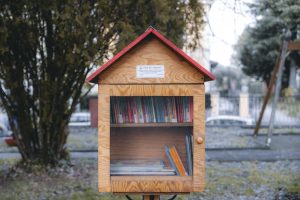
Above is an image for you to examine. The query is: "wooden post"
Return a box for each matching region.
[254,40,300,136]
[266,41,288,146]
[211,92,219,117]
[239,92,249,118]
[143,195,160,200]
[253,54,280,135]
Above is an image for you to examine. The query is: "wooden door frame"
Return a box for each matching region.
[97,84,205,192]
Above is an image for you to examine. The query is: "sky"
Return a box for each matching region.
[207,0,254,66]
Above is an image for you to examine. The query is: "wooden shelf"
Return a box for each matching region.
[110,122,192,128]
[111,176,193,193]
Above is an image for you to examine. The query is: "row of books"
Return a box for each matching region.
[110,96,193,124]
[110,160,176,176]
[164,133,193,176]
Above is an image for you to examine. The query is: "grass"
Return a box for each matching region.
[0,157,18,165]
[194,161,300,199]
[0,158,299,200]
[287,178,300,193]
[67,131,97,151]
[278,98,300,118]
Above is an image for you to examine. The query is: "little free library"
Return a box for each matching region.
[87,27,215,197]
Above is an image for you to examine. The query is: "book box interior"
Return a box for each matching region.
[110,96,194,177]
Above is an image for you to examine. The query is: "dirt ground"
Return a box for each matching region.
[0,158,299,200]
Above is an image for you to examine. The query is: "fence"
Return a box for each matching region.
[207,94,300,127]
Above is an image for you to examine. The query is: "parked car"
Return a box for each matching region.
[206,115,254,126]
[4,136,17,146]
[69,112,91,126]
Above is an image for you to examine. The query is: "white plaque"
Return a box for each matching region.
[136,65,165,78]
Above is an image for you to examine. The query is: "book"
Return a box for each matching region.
[127,97,132,123]
[165,146,179,175]
[185,133,193,175]
[110,159,175,176]
[162,153,171,168]
[150,97,156,123]
[169,145,188,176]
[171,97,177,122]
[136,97,144,123]
[131,97,138,123]
[190,97,193,121]
[177,97,183,123]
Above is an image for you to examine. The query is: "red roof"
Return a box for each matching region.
[87,27,215,83]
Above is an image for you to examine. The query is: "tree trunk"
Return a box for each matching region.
[4,85,73,166]
[11,107,70,165]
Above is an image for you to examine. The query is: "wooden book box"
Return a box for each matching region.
[87,27,215,195]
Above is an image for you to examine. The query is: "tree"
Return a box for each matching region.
[0,0,205,166]
[212,63,247,96]
[236,0,300,89]
[114,0,205,51]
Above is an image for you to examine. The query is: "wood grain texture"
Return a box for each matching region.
[111,176,193,193]
[103,84,204,96]
[98,37,204,84]
[110,127,191,171]
[114,193,189,195]
[98,85,111,192]
[97,83,206,193]
[193,85,205,191]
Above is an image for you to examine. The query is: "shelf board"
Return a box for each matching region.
[111,176,193,193]
[111,122,192,128]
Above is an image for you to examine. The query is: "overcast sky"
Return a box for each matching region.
[207,0,254,66]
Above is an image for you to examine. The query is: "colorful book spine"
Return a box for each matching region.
[137,97,144,123]
[110,96,193,124]
[172,97,177,122]
[185,134,193,175]
[169,145,188,176]
[164,146,179,175]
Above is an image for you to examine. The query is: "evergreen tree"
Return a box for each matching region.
[236,0,300,88]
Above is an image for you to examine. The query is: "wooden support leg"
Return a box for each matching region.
[143,195,160,200]
[254,52,280,136]
[253,40,289,136]
[266,41,289,147]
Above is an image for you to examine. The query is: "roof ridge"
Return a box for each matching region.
[146,26,158,32]
[87,28,215,83]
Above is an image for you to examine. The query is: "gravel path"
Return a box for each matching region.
[1,127,300,153]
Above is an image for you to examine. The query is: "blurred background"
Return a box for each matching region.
[0,0,299,199]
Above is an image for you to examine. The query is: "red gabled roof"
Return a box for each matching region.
[87,27,215,83]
